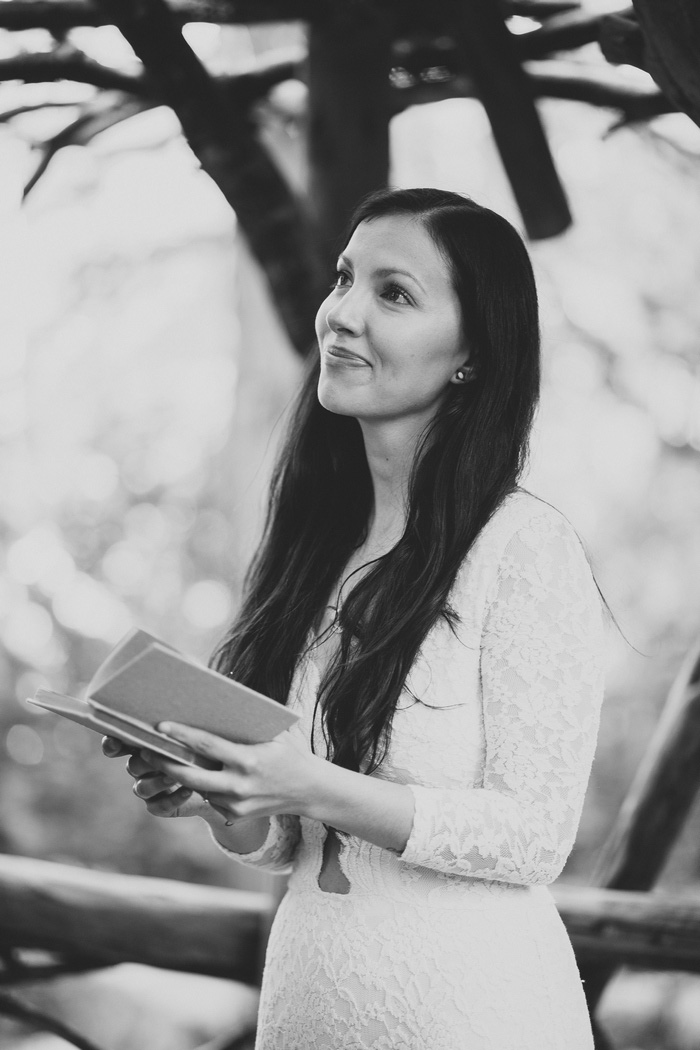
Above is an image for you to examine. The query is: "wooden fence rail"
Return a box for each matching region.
[3,854,700,986]
[0,854,271,985]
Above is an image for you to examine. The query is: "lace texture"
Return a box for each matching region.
[209,491,606,1049]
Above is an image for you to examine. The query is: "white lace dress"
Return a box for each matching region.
[211,490,606,1050]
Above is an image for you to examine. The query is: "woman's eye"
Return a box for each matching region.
[382,283,412,306]
[331,270,350,289]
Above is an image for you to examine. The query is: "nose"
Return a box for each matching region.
[324,284,364,337]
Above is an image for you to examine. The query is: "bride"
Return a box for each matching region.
[105,187,606,1049]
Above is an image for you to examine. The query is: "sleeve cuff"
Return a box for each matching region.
[207,814,280,863]
[396,783,425,865]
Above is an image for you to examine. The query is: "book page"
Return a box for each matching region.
[87,628,181,695]
[89,643,298,744]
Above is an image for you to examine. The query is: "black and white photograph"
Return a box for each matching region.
[1,2,700,1049]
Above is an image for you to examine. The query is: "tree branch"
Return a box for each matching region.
[0,0,321,32]
[91,0,323,354]
[0,47,303,198]
[513,10,607,60]
[526,58,674,117]
[0,100,84,123]
[390,60,672,121]
[447,0,572,238]
[23,92,154,196]
[504,1,580,14]
[0,51,154,96]
[0,47,304,104]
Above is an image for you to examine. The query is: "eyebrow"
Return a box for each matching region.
[337,255,426,293]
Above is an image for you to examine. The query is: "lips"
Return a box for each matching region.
[325,344,370,366]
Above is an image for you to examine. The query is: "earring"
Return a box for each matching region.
[455,365,473,382]
[456,369,466,382]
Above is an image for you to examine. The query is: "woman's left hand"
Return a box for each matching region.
[139,722,323,822]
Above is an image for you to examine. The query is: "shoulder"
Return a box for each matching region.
[470,487,582,568]
[481,489,603,623]
[453,488,602,626]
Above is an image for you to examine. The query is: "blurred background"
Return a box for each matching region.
[1,6,700,1049]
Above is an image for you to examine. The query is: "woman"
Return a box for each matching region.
[104,188,606,1049]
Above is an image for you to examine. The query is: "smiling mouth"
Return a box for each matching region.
[325,345,370,366]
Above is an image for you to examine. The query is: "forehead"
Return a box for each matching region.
[342,215,452,288]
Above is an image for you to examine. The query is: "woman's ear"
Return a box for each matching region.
[450,363,475,385]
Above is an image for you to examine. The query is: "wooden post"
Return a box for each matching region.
[307,3,393,269]
[582,639,700,1008]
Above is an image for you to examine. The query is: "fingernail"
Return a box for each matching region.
[158,722,172,734]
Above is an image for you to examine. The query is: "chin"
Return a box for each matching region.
[317,376,364,417]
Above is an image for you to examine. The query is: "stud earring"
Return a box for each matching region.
[456,369,466,382]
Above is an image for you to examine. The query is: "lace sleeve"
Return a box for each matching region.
[208,812,302,875]
[399,510,606,885]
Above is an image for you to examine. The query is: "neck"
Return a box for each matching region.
[358,414,429,546]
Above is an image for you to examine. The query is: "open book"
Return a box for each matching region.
[26,628,299,770]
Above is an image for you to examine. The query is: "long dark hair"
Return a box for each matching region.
[211,188,541,774]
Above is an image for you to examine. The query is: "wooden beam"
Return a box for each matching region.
[5,855,700,985]
[581,639,700,1007]
[0,854,271,983]
[307,4,393,268]
[445,0,571,239]
[591,645,700,891]
[553,884,700,975]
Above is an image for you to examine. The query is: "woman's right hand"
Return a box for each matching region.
[101,736,209,820]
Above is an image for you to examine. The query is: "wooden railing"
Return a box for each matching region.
[2,855,700,981]
[2,856,700,1049]
[0,854,272,985]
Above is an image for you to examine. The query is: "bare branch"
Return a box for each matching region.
[504,1,580,14]
[23,92,154,196]
[1,47,303,199]
[526,58,674,117]
[0,51,153,95]
[0,47,303,103]
[0,100,82,123]
[513,10,606,60]
[0,0,319,32]
[390,60,672,121]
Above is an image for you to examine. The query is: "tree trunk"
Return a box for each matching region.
[308,4,393,269]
